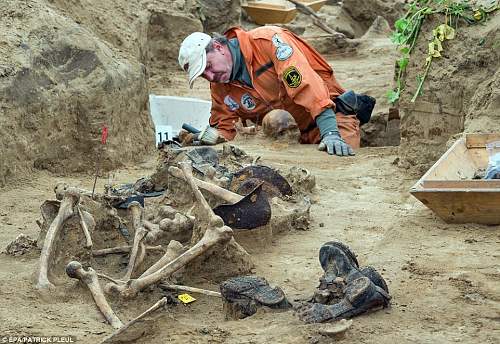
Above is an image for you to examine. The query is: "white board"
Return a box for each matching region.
[149,95,212,139]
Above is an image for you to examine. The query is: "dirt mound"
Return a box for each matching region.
[397,12,500,172]
[198,0,241,33]
[342,0,406,33]
[0,0,153,187]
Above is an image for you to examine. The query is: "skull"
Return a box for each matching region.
[261,109,299,140]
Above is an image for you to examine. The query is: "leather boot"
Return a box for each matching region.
[299,276,390,323]
[314,241,389,304]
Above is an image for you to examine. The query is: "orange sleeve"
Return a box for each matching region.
[208,84,240,141]
[264,30,334,119]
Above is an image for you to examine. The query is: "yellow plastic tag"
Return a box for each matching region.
[178,293,196,304]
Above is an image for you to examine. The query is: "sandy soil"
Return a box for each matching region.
[1,143,499,343]
[1,19,499,344]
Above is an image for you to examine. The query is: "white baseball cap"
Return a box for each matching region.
[178,32,212,88]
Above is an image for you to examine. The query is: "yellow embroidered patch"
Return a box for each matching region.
[283,66,302,88]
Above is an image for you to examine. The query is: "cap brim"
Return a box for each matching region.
[188,50,207,89]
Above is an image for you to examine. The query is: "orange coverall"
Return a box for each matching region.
[208,26,360,148]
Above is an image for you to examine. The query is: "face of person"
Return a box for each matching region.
[202,42,232,83]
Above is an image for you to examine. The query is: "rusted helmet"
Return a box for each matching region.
[261,109,299,138]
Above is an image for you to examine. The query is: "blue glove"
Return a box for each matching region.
[318,131,354,156]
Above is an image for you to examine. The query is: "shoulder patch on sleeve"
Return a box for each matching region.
[283,66,302,88]
[224,95,239,111]
[272,34,293,61]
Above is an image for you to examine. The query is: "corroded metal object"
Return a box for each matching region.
[213,183,271,229]
[230,165,293,198]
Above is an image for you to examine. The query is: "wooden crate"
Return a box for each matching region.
[242,1,298,25]
[410,133,500,224]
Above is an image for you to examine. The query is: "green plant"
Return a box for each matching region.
[387,0,496,104]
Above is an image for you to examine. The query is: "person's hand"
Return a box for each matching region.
[318,132,355,156]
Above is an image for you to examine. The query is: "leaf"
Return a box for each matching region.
[395,18,409,32]
[391,32,405,45]
[427,41,441,57]
[434,24,455,41]
[387,89,400,104]
[398,57,409,70]
[434,37,443,52]
[400,46,410,54]
[474,10,483,20]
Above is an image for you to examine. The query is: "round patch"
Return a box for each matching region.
[241,93,256,110]
[276,45,293,61]
[283,66,302,88]
[224,95,239,111]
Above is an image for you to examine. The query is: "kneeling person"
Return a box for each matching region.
[178,27,375,156]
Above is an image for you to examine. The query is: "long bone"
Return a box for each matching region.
[36,189,80,291]
[139,240,184,278]
[99,297,167,344]
[105,162,233,299]
[92,245,164,257]
[66,261,123,329]
[168,166,243,203]
[123,202,149,280]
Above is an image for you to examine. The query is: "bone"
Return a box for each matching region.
[233,118,257,135]
[144,214,194,244]
[143,220,163,243]
[168,166,243,203]
[123,202,149,280]
[99,297,167,344]
[158,283,221,297]
[36,189,80,291]
[105,163,233,299]
[66,261,123,329]
[262,109,299,138]
[54,181,128,207]
[139,240,184,278]
[92,245,164,257]
[78,207,95,248]
[156,205,177,221]
[54,182,91,201]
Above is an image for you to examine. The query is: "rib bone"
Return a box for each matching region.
[105,162,233,299]
[66,261,123,329]
[78,207,94,248]
[36,189,80,291]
